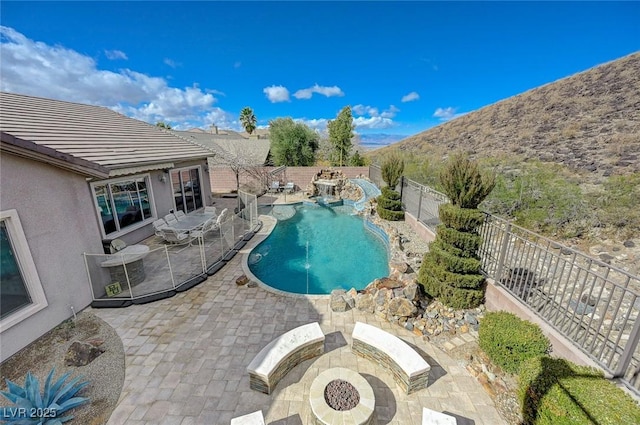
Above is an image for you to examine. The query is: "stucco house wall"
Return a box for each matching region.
[0,153,104,361]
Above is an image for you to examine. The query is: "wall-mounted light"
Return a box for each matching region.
[203,165,209,173]
[159,174,167,183]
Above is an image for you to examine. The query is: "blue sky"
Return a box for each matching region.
[1,2,638,148]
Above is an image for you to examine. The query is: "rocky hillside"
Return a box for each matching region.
[378,52,640,177]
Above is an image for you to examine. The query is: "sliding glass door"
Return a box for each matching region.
[171,167,203,214]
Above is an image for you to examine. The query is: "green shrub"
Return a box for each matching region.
[478,311,550,373]
[381,152,405,188]
[439,204,485,232]
[376,205,405,221]
[420,273,485,308]
[377,196,402,211]
[518,356,640,425]
[435,225,482,255]
[440,152,496,209]
[381,186,401,200]
[419,257,485,289]
[429,244,482,274]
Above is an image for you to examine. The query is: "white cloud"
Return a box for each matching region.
[433,107,464,121]
[263,85,290,103]
[105,49,127,60]
[401,91,419,102]
[163,58,181,68]
[0,26,225,128]
[353,104,379,116]
[296,118,328,130]
[293,84,344,100]
[353,116,395,130]
[380,105,399,119]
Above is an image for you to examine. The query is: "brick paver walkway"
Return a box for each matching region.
[93,218,506,425]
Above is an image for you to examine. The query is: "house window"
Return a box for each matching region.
[0,210,48,331]
[93,175,154,236]
[171,167,203,213]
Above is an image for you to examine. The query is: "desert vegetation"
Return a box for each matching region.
[370,53,640,242]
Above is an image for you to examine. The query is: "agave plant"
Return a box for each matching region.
[0,367,89,424]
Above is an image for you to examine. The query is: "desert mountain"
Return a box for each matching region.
[377,52,640,177]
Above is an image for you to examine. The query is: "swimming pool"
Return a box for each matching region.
[249,204,389,295]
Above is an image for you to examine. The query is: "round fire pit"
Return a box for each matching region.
[309,367,375,425]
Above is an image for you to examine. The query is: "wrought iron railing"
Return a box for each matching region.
[368,165,640,394]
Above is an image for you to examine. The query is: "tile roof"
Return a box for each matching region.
[0,92,213,172]
[172,130,271,166]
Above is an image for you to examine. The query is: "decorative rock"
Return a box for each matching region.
[65,340,104,366]
[236,275,250,286]
[375,277,403,290]
[247,281,258,288]
[390,261,410,274]
[464,312,479,326]
[356,293,375,313]
[623,240,635,248]
[330,289,352,312]
[403,283,419,301]
[388,298,418,318]
[404,321,414,331]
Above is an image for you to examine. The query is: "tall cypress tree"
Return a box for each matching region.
[327,106,355,166]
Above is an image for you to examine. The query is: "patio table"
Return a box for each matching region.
[171,213,216,233]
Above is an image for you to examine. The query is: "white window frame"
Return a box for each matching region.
[0,209,48,332]
[170,165,204,213]
[90,173,157,238]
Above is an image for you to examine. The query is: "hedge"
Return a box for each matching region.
[518,356,640,425]
[478,311,550,373]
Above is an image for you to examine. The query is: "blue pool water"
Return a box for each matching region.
[249,204,389,295]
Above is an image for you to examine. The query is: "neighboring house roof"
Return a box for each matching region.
[0,92,213,177]
[172,130,271,166]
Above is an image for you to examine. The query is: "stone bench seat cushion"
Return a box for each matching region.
[247,322,324,394]
[422,407,457,425]
[352,322,430,377]
[230,410,265,425]
[100,245,150,267]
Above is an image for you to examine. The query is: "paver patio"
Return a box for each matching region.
[92,214,506,425]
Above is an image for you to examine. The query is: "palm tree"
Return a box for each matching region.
[239,107,257,135]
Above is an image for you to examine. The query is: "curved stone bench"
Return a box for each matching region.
[247,322,325,394]
[352,321,430,394]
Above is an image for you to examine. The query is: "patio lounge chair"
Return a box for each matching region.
[190,216,218,243]
[283,182,295,193]
[164,213,178,226]
[153,219,169,237]
[204,206,217,216]
[269,181,280,193]
[160,227,194,252]
[210,208,229,232]
[174,210,186,221]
